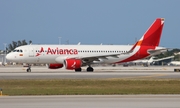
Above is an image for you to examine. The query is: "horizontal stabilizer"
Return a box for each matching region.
[147,48,167,56]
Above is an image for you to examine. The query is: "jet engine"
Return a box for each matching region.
[64,59,82,70]
[47,63,63,69]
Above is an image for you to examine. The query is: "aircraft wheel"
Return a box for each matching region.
[26,68,31,72]
[75,68,82,72]
[86,67,94,72]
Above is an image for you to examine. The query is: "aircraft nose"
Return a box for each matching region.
[6,53,14,61]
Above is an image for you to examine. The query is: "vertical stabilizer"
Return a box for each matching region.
[137,18,164,47]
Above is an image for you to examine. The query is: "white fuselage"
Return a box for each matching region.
[6,44,163,65]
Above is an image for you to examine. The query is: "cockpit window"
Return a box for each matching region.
[13,49,23,52]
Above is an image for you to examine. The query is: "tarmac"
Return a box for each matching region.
[1,65,180,108]
[0,65,180,79]
[0,95,180,108]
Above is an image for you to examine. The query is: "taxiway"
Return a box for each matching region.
[0,66,180,79]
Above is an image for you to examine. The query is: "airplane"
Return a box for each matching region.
[131,56,174,66]
[168,61,180,66]
[131,56,156,66]
[6,18,167,72]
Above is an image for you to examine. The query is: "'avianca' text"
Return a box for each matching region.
[37,47,78,55]
[47,48,78,55]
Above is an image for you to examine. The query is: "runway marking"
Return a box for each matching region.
[136,74,167,79]
[108,74,167,80]
[163,68,167,70]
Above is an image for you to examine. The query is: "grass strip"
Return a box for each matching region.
[0,79,180,95]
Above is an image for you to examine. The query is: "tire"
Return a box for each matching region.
[26,68,31,72]
[86,67,94,72]
[75,68,82,72]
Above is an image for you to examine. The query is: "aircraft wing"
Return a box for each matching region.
[76,54,118,65]
[75,51,134,65]
[80,54,120,62]
[70,41,139,64]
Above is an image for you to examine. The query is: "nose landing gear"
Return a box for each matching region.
[26,64,31,72]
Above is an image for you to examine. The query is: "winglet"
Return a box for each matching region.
[127,41,138,53]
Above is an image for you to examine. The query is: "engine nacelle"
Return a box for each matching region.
[47,63,63,69]
[64,59,82,70]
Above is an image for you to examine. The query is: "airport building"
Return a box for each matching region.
[128,56,175,66]
[0,54,6,65]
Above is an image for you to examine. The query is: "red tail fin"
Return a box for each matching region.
[118,18,165,63]
[137,18,164,47]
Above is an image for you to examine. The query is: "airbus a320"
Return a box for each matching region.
[6,18,167,72]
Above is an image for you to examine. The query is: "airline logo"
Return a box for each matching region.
[36,47,78,56]
[71,61,76,68]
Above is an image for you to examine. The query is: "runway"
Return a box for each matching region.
[0,66,180,79]
[0,95,180,108]
[1,72,180,79]
[1,66,180,108]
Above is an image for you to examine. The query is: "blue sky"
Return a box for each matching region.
[0,0,180,50]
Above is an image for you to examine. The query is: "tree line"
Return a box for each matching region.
[6,40,32,52]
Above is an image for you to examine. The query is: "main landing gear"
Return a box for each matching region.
[86,66,94,72]
[26,64,31,72]
[75,66,94,72]
[75,68,82,72]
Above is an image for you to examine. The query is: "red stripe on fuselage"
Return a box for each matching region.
[117,46,155,63]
